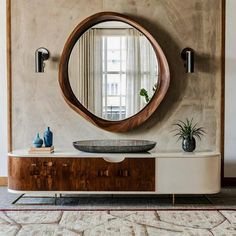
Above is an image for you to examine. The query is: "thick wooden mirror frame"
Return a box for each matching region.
[59,12,170,132]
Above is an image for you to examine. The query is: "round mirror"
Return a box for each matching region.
[69,21,159,121]
[59,12,170,132]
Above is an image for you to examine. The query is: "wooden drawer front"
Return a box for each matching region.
[8,157,57,191]
[78,158,155,191]
[114,158,155,191]
[54,158,79,191]
[80,158,115,191]
[8,157,155,192]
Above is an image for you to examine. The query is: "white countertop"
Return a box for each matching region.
[8,149,221,159]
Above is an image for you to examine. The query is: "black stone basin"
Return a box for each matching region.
[73,140,156,153]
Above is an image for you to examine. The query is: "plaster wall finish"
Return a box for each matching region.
[11,0,222,153]
[0,0,8,176]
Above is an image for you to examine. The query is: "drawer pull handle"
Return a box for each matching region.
[43,161,53,167]
[31,170,40,175]
[33,174,39,178]
[118,170,129,177]
[31,163,37,167]
[98,170,109,177]
[62,163,68,167]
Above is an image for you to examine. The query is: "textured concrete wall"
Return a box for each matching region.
[11,0,222,152]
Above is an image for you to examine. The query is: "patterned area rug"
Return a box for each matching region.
[1,210,236,235]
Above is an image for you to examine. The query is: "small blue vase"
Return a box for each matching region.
[33,133,43,148]
[44,127,53,147]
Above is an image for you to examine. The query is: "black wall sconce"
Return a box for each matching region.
[35,47,50,73]
[181,47,194,73]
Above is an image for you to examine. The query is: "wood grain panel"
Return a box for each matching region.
[0,177,8,186]
[8,157,57,191]
[113,158,155,191]
[81,158,115,191]
[55,158,79,191]
[8,156,155,191]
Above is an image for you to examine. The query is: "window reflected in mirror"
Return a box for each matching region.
[69,21,159,121]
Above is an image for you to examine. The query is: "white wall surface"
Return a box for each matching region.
[224,0,236,177]
[0,0,8,177]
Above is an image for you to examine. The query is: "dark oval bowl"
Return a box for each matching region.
[73,139,157,153]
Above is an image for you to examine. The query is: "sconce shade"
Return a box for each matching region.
[181,47,194,73]
[35,47,50,73]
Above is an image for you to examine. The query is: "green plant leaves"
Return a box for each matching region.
[139,88,150,103]
[172,118,205,141]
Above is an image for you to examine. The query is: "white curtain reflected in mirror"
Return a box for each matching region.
[69,29,103,116]
[69,21,159,121]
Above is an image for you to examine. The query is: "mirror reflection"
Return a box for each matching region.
[69,21,159,121]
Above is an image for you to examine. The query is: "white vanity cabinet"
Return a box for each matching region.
[155,153,221,194]
[8,151,221,194]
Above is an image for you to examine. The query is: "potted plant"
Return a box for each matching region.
[172,118,205,152]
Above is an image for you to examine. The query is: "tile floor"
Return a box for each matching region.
[1,210,236,235]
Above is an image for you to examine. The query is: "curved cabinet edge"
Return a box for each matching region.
[8,154,221,194]
[7,189,221,194]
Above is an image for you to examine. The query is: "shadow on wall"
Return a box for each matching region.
[196,53,217,74]
[126,15,188,134]
[224,161,236,178]
[49,54,61,71]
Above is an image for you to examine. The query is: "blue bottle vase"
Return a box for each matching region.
[33,133,43,148]
[44,127,53,147]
